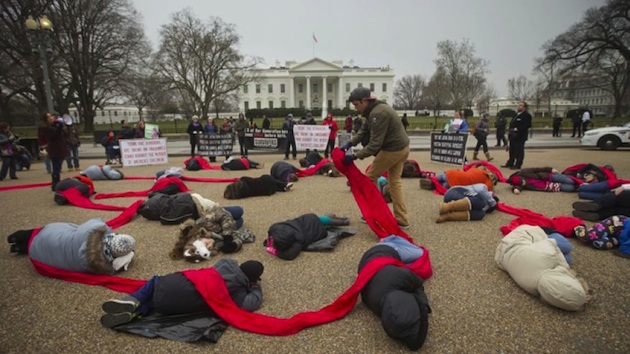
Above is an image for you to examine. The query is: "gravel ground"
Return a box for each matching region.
[0,148,629,354]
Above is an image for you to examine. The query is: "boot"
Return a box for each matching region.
[436,211,470,223]
[472,151,480,160]
[572,201,601,212]
[439,199,471,214]
[485,152,494,162]
[51,174,60,192]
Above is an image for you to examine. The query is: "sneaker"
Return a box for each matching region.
[398,222,411,229]
[285,182,293,191]
[102,298,138,314]
[100,312,135,328]
[572,201,600,212]
[572,210,600,222]
[419,178,434,190]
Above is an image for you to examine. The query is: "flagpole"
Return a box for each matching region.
[312,32,315,58]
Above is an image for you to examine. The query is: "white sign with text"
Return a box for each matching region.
[120,138,168,167]
[294,125,329,150]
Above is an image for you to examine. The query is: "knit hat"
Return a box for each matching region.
[380,290,428,351]
[508,175,523,187]
[239,260,264,282]
[103,233,136,258]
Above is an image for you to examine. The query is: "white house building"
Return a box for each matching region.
[238,58,395,113]
[488,98,579,117]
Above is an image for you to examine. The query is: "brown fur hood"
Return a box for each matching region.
[85,226,116,275]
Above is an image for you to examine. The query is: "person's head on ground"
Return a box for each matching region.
[380,290,429,351]
[348,87,376,114]
[239,260,264,283]
[288,173,299,182]
[224,180,248,199]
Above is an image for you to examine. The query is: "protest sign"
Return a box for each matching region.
[120,138,168,167]
[144,123,161,139]
[197,133,234,157]
[294,125,329,150]
[430,132,469,166]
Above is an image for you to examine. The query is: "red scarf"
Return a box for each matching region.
[296,159,331,177]
[94,177,190,199]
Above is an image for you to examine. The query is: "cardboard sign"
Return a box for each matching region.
[120,138,168,167]
[244,128,288,151]
[197,133,234,156]
[144,123,161,139]
[294,125,329,150]
[430,132,469,166]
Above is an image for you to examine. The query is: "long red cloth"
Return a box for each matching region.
[0,182,51,192]
[183,156,223,170]
[562,163,630,188]
[296,159,331,177]
[94,177,190,199]
[59,187,134,211]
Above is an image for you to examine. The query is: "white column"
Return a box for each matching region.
[338,76,344,109]
[306,76,311,110]
[289,76,295,108]
[322,76,327,118]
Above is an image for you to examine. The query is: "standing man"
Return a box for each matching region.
[283,113,297,160]
[235,113,248,157]
[262,115,271,129]
[341,87,411,228]
[501,101,532,170]
[322,112,339,158]
[495,114,508,148]
[571,111,582,138]
[581,110,591,136]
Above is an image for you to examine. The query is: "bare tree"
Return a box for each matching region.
[533,57,563,115]
[422,68,451,117]
[211,92,238,119]
[434,38,489,109]
[155,9,262,119]
[507,75,534,101]
[541,0,630,119]
[530,79,547,116]
[476,84,496,114]
[393,74,425,110]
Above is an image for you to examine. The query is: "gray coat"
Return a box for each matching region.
[29,219,115,274]
[81,165,123,180]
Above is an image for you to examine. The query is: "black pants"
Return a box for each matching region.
[324,139,335,158]
[474,135,489,153]
[285,138,296,158]
[189,142,197,156]
[591,191,630,219]
[572,122,581,137]
[238,135,247,156]
[495,130,507,147]
[552,124,561,137]
[0,156,17,179]
[505,138,526,168]
[582,122,590,135]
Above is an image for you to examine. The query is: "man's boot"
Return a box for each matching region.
[439,199,471,214]
[51,174,60,192]
[436,211,470,223]
[472,151,480,160]
[485,152,494,161]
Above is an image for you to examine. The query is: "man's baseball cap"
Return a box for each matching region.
[348,87,376,102]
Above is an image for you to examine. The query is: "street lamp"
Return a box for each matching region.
[25,15,54,113]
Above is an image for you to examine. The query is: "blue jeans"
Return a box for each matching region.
[224,206,244,229]
[436,172,450,188]
[66,145,80,169]
[551,174,576,192]
[131,275,159,316]
[44,156,51,173]
[577,181,610,200]
[547,233,573,264]
[379,235,424,264]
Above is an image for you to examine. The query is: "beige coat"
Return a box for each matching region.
[495,225,589,311]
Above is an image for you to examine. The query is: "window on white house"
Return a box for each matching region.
[256,101,261,109]
[280,84,285,93]
[268,84,273,93]
[243,85,248,93]
[244,102,249,110]
[256,84,261,94]
[382,83,387,92]
[281,100,286,108]
[269,101,274,109]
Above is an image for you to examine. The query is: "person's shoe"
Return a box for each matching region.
[572,210,600,222]
[10,176,18,180]
[100,312,135,328]
[510,166,521,170]
[398,222,410,229]
[419,178,435,190]
[292,156,297,160]
[284,182,293,191]
[102,298,139,314]
[572,201,601,212]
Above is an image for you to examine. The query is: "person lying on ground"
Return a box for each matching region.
[263,213,355,260]
[99,259,264,328]
[419,165,498,191]
[358,235,431,351]
[80,165,124,180]
[223,174,293,200]
[507,167,577,194]
[221,156,264,171]
[270,161,299,182]
[435,183,498,223]
[7,218,136,274]
[573,215,629,251]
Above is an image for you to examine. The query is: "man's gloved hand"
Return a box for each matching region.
[340,142,353,152]
[113,251,135,271]
[342,154,356,165]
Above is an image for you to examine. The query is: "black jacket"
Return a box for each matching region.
[138,193,199,225]
[508,111,532,141]
[270,161,298,182]
[239,175,283,197]
[267,213,327,260]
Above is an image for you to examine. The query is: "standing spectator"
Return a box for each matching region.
[344,115,353,133]
[495,114,508,148]
[0,122,18,180]
[235,113,249,157]
[220,118,233,159]
[581,110,591,135]
[501,101,532,170]
[262,115,271,129]
[306,112,316,125]
[64,116,81,171]
[133,121,145,139]
[187,115,203,156]
[322,112,339,158]
[401,113,409,132]
[571,111,582,138]
[120,119,136,139]
[472,113,493,161]
[341,87,411,228]
[248,116,257,129]
[204,117,217,135]
[38,112,68,191]
[283,113,297,160]
[552,116,563,137]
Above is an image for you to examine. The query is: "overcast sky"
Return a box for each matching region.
[131,0,605,97]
